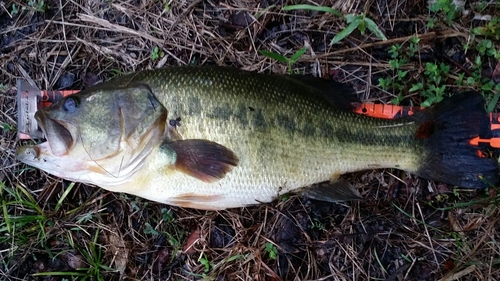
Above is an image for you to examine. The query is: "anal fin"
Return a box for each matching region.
[301,179,362,202]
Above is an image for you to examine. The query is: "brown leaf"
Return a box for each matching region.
[108,232,129,275]
[153,247,169,274]
[448,211,464,235]
[60,252,85,269]
[221,11,253,31]
[183,228,201,255]
[443,258,455,271]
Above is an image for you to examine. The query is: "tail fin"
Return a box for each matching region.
[413,92,499,189]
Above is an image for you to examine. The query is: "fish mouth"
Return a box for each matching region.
[35,111,74,156]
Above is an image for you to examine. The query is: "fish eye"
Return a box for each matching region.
[63,97,79,112]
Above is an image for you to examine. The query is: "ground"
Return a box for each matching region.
[1,0,500,280]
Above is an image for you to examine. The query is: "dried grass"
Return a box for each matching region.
[1,0,500,280]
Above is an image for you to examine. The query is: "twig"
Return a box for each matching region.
[316,32,437,57]
[437,265,476,281]
[416,202,439,268]
[165,0,202,38]
[77,14,184,65]
[75,37,136,66]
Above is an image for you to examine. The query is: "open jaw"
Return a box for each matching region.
[16,131,92,183]
[35,111,74,157]
[16,111,79,176]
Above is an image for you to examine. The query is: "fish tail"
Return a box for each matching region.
[413,92,499,188]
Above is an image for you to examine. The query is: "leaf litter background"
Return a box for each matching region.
[1,0,500,280]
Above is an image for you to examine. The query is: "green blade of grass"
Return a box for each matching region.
[331,17,362,44]
[433,196,497,211]
[226,253,248,262]
[373,247,388,274]
[55,182,76,212]
[15,184,42,214]
[9,215,47,223]
[486,92,500,113]
[290,47,307,62]
[282,4,342,17]
[392,203,442,232]
[255,5,276,19]
[2,199,11,233]
[345,14,358,23]
[364,17,387,40]
[33,272,87,277]
[259,50,289,63]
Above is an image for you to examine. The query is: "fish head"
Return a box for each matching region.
[17,84,168,186]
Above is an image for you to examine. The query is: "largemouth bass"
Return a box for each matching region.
[16,66,499,209]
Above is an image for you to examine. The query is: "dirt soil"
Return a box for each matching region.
[1,0,500,280]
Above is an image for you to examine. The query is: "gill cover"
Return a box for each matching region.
[73,84,167,160]
[34,83,167,161]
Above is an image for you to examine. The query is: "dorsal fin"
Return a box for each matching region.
[285,75,359,110]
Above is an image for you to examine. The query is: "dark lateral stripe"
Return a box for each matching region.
[329,127,415,147]
[201,101,416,148]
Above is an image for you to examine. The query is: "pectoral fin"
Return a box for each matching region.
[165,139,239,183]
[301,179,363,202]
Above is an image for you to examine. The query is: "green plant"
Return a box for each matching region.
[264,242,278,259]
[378,35,457,107]
[34,230,116,280]
[282,4,387,44]
[433,186,500,211]
[0,182,49,246]
[282,4,342,16]
[331,14,387,44]
[401,254,413,263]
[410,62,450,107]
[2,123,13,132]
[10,4,19,15]
[143,222,159,235]
[407,37,420,57]
[373,248,388,274]
[392,203,443,233]
[311,218,325,231]
[55,182,76,212]
[459,39,500,111]
[75,211,94,224]
[163,0,170,12]
[378,36,420,104]
[259,47,307,74]
[476,39,500,59]
[156,208,184,250]
[161,208,175,222]
[429,0,460,26]
[426,17,438,29]
[199,253,215,273]
[226,253,248,262]
[27,0,49,12]
[77,231,117,279]
[472,17,500,40]
[150,46,164,61]
[0,83,8,92]
[279,193,290,201]
[486,90,500,113]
